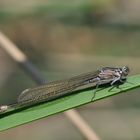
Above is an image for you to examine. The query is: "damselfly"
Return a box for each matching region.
[0,66,129,114]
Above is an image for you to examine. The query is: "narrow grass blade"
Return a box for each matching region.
[0,75,140,131]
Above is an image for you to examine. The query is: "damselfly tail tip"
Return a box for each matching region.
[0,105,8,113]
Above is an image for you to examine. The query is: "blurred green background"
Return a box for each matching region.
[0,0,140,139]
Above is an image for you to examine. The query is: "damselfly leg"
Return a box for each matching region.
[91,77,101,101]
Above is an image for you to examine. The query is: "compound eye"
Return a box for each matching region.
[122,66,130,75]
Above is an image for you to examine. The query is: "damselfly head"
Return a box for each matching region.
[121,66,130,77]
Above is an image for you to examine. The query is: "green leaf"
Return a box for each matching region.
[0,75,140,131]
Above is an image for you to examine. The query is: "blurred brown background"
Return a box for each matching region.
[0,0,140,139]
